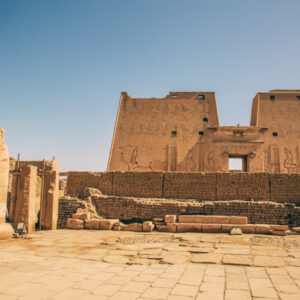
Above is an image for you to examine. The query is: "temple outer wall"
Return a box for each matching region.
[66,171,300,205]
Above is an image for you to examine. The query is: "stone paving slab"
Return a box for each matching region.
[0,230,300,299]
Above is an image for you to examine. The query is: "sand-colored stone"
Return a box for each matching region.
[99,219,119,230]
[66,218,84,229]
[72,213,90,220]
[270,225,289,231]
[85,219,100,230]
[165,215,177,223]
[230,216,248,224]
[177,223,202,233]
[202,224,222,233]
[143,221,154,232]
[255,224,271,234]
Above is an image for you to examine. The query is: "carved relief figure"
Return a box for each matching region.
[182,149,196,171]
[207,151,215,172]
[284,148,297,174]
[264,147,272,172]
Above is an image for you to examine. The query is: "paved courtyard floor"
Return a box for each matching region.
[0,230,300,299]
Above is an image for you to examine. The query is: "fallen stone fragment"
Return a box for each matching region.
[85,219,100,230]
[143,221,154,232]
[66,218,84,230]
[121,223,143,232]
[99,219,119,230]
[230,228,242,235]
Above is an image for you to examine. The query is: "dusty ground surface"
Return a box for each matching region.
[0,230,300,299]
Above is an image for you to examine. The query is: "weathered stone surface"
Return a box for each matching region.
[255,224,271,234]
[102,255,129,264]
[211,216,230,224]
[166,223,177,233]
[191,254,223,264]
[72,213,90,220]
[254,256,285,267]
[178,215,196,223]
[270,225,289,231]
[121,223,143,232]
[99,219,119,230]
[230,216,248,224]
[143,221,154,232]
[293,227,300,233]
[84,219,100,230]
[177,223,202,233]
[230,228,242,235]
[271,230,287,236]
[202,224,221,233]
[165,215,176,223]
[66,218,84,229]
[222,255,252,266]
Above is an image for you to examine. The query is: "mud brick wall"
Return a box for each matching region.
[270,174,300,204]
[67,172,113,198]
[57,197,85,229]
[112,172,163,198]
[66,171,300,204]
[163,173,217,200]
[89,196,300,226]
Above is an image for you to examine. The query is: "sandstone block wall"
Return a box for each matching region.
[58,195,300,228]
[67,171,300,205]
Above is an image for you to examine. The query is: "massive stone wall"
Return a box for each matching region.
[67,171,300,205]
[108,90,300,173]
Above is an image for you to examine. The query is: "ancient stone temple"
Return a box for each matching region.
[108,90,300,173]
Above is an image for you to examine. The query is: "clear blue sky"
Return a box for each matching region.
[1,0,299,171]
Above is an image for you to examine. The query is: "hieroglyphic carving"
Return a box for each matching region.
[284,148,297,174]
[264,147,272,172]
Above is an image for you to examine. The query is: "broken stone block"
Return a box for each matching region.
[143,221,154,232]
[177,223,202,233]
[229,216,248,224]
[99,219,119,230]
[230,228,242,235]
[121,223,143,232]
[221,224,236,233]
[72,213,90,220]
[165,215,177,223]
[202,224,221,233]
[255,224,271,234]
[84,219,100,230]
[270,225,289,231]
[293,227,300,233]
[66,218,84,230]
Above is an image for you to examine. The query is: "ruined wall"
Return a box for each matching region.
[108,90,300,173]
[66,171,300,205]
[58,196,300,228]
[9,160,59,231]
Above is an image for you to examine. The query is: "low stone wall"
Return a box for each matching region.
[66,171,300,204]
[58,195,300,228]
[57,197,85,229]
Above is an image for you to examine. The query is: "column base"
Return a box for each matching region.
[0,223,14,240]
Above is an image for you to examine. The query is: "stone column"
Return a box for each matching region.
[0,129,13,239]
[14,166,38,234]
